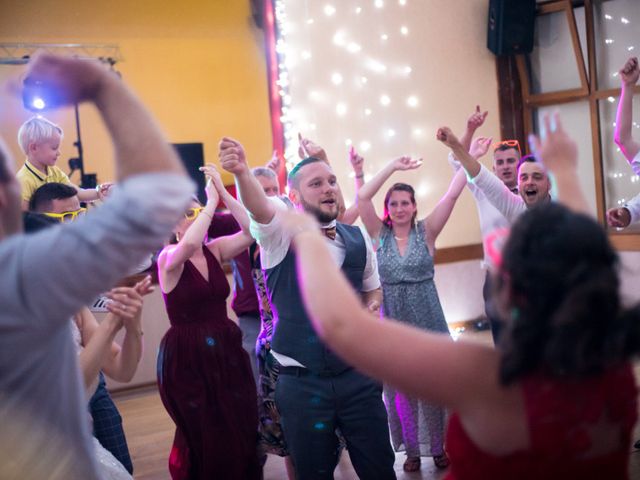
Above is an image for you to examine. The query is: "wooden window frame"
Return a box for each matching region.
[497,0,640,250]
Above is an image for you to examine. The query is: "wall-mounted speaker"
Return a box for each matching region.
[487,0,536,56]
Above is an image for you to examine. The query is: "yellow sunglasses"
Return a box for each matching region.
[43,208,87,223]
[185,207,204,220]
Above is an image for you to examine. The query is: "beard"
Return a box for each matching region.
[299,196,338,223]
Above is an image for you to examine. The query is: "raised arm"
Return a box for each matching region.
[24,54,185,180]
[282,211,501,411]
[437,127,482,179]
[203,164,254,262]
[75,278,150,389]
[219,137,276,224]
[75,307,123,392]
[158,172,218,274]
[459,105,488,152]
[529,113,588,216]
[339,146,366,225]
[614,57,640,163]
[16,54,192,324]
[357,156,422,240]
[423,169,467,253]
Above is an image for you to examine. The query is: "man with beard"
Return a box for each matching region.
[219,137,396,480]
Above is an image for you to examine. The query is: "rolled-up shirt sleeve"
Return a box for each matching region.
[624,192,640,225]
[471,165,526,223]
[6,173,194,327]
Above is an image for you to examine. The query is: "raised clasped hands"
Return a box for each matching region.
[218,137,248,175]
[199,164,223,204]
[20,52,113,109]
[104,275,153,325]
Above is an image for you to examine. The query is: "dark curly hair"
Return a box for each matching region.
[382,183,417,228]
[496,203,640,385]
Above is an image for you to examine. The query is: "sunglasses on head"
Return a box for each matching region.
[43,208,87,223]
[492,139,521,156]
[185,207,204,220]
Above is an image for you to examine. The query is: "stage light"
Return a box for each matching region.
[22,78,54,111]
[31,97,46,110]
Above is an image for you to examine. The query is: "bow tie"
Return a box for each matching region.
[321,226,337,240]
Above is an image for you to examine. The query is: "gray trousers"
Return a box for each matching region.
[275,367,396,480]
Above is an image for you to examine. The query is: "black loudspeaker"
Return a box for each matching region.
[173,143,206,204]
[487,0,536,56]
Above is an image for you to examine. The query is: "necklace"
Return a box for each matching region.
[394,235,408,241]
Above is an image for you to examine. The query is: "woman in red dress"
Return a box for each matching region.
[283,113,640,480]
[157,165,260,479]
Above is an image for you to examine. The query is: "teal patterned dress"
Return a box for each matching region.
[377,220,450,457]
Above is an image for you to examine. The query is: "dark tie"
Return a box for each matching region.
[321,226,337,240]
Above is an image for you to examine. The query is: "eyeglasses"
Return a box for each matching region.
[492,139,521,156]
[184,207,204,220]
[43,208,87,223]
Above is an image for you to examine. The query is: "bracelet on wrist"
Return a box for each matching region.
[355,173,365,179]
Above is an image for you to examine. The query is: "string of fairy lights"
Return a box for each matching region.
[272,0,428,198]
[272,1,639,213]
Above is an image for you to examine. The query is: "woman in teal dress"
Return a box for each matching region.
[357,153,466,472]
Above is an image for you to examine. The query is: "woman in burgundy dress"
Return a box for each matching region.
[283,114,640,479]
[157,165,261,479]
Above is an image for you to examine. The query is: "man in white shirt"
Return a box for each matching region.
[447,110,549,343]
[220,138,396,480]
[0,53,193,479]
[606,57,640,229]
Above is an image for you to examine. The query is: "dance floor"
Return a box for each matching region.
[113,331,640,479]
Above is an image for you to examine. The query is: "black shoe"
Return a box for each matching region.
[634,439,640,450]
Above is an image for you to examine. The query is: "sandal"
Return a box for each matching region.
[433,452,450,469]
[403,456,421,472]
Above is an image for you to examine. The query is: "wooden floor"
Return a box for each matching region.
[113,331,640,479]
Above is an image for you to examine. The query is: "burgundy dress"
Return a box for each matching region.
[157,246,261,479]
[446,363,637,480]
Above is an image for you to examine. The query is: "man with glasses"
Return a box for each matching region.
[27,181,136,474]
[29,182,86,221]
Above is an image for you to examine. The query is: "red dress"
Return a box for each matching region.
[157,246,261,479]
[446,364,637,480]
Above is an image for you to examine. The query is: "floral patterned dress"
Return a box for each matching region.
[377,220,450,458]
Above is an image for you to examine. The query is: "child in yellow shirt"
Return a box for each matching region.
[16,116,111,210]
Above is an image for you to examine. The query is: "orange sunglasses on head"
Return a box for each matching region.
[492,139,521,157]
